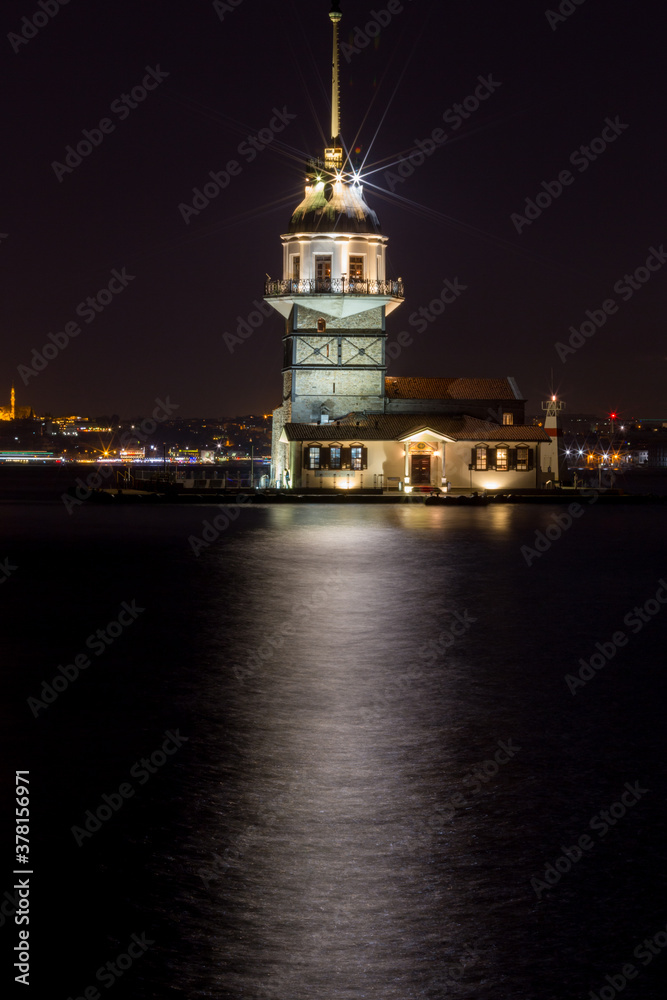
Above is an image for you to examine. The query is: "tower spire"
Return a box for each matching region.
[324,1,343,172]
[329,0,342,143]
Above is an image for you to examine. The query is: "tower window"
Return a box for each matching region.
[315,256,331,281]
[502,412,514,425]
[349,256,364,279]
[317,317,326,332]
[291,255,300,280]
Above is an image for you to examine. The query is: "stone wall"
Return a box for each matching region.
[270,403,290,485]
[294,368,384,397]
[295,304,384,331]
[294,335,337,364]
[290,334,384,366]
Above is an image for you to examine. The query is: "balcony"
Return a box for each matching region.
[265,277,404,298]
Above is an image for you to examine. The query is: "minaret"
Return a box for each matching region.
[10,384,15,420]
[540,394,566,486]
[266,0,404,485]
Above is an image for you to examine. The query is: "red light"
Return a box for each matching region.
[610,412,617,419]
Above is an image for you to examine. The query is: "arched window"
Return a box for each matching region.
[317,317,326,332]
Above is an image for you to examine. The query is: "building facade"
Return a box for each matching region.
[265,2,557,491]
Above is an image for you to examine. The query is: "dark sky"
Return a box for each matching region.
[1,0,665,419]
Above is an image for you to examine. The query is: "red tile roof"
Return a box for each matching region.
[282,414,549,442]
[384,376,522,400]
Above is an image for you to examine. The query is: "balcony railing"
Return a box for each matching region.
[264,277,404,298]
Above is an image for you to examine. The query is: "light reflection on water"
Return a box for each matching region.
[6,503,665,999]
[162,505,666,999]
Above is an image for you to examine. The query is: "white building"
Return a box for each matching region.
[266,2,556,491]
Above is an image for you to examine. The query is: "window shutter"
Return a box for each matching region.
[470,447,476,469]
[303,446,310,469]
[320,446,330,470]
[361,446,368,470]
[341,446,351,470]
[487,447,496,470]
[509,448,517,470]
[527,448,534,471]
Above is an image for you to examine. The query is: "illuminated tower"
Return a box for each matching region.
[266,0,404,485]
[10,384,15,420]
[540,394,566,486]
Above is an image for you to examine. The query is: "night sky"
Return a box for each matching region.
[1,0,664,420]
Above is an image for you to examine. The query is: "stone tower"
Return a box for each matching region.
[266,0,404,485]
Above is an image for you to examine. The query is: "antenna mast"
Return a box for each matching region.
[330,1,342,141]
[325,1,343,171]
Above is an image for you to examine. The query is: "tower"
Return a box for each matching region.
[266,0,404,485]
[540,394,566,486]
[10,384,15,420]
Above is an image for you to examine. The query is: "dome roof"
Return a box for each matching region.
[288,179,382,235]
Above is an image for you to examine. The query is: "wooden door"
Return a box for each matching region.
[411,455,431,484]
